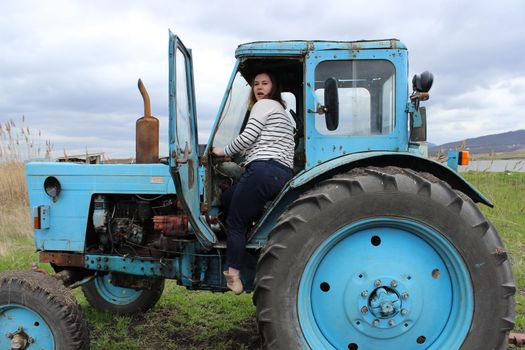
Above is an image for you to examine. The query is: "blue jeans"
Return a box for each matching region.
[223,160,293,270]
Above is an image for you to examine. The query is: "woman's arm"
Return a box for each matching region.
[223,117,264,157]
[222,100,276,157]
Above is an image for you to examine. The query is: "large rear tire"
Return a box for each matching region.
[82,272,164,315]
[254,167,515,350]
[0,270,89,350]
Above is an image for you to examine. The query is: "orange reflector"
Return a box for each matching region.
[34,215,40,229]
[33,206,41,229]
[458,151,469,166]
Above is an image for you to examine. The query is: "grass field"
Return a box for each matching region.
[0,157,523,348]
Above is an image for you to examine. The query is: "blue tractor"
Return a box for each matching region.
[0,33,516,349]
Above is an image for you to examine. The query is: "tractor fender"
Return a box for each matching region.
[247,152,492,247]
[290,152,492,207]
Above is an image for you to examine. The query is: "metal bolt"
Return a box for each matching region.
[361,290,369,297]
[361,306,368,314]
[96,264,101,269]
[388,319,395,326]
[373,319,380,327]
[390,280,398,288]
[401,308,408,316]
[374,279,381,287]
[402,292,409,299]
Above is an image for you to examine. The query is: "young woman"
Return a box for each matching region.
[213,71,295,294]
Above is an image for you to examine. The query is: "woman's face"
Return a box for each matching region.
[253,73,273,101]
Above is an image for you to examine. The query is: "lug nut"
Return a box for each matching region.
[373,319,380,326]
[388,319,395,326]
[361,306,368,314]
[402,292,409,299]
[390,280,398,288]
[374,279,381,287]
[361,290,369,297]
[401,308,408,316]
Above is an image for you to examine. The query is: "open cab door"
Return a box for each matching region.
[168,32,217,248]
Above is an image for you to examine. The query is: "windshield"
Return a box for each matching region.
[212,72,251,147]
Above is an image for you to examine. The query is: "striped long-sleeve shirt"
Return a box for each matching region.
[224,99,295,169]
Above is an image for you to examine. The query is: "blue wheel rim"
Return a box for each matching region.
[0,304,55,349]
[298,217,473,350]
[95,273,143,305]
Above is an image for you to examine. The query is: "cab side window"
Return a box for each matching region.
[314,60,395,136]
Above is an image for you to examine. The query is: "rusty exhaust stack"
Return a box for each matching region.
[136,78,159,164]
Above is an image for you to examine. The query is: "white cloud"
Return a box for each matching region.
[428,76,525,143]
[0,0,524,158]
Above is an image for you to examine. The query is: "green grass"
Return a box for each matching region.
[0,172,523,348]
[72,283,257,349]
[464,172,525,331]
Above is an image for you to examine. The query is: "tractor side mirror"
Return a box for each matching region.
[412,71,434,93]
[324,77,339,131]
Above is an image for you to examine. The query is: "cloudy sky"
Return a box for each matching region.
[1,0,524,159]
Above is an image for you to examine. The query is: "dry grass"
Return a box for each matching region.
[0,117,52,256]
[0,163,33,256]
[0,117,52,162]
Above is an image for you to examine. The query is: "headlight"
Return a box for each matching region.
[44,176,61,202]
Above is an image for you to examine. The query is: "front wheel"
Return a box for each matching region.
[0,270,89,350]
[82,273,164,315]
[254,167,515,350]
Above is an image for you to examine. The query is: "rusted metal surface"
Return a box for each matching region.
[188,159,194,189]
[110,272,163,289]
[153,214,189,235]
[39,252,85,267]
[136,78,159,164]
[410,92,429,101]
[174,143,190,164]
[509,332,525,346]
[138,78,151,118]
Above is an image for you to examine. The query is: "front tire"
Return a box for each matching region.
[254,167,515,350]
[0,270,89,350]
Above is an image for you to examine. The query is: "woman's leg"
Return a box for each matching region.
[226,161,293,271]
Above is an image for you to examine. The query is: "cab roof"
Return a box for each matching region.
[235,39,406,57]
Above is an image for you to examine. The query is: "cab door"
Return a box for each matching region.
[168,32,217,248]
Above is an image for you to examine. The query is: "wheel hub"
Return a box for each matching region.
[5,327,33,350]
[354,277,413,332]
[369,286,400,318]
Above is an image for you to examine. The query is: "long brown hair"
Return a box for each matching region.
[248,71,286,110]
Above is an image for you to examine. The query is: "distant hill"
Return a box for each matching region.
[429,130,525,155]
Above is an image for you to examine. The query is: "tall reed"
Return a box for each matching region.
[0,117,53,252]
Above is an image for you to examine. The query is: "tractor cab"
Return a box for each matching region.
[169,35,420,248]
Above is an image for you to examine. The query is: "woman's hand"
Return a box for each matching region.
[212,147,226,157]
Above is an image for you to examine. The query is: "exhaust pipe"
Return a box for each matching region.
[136,78,159,164]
